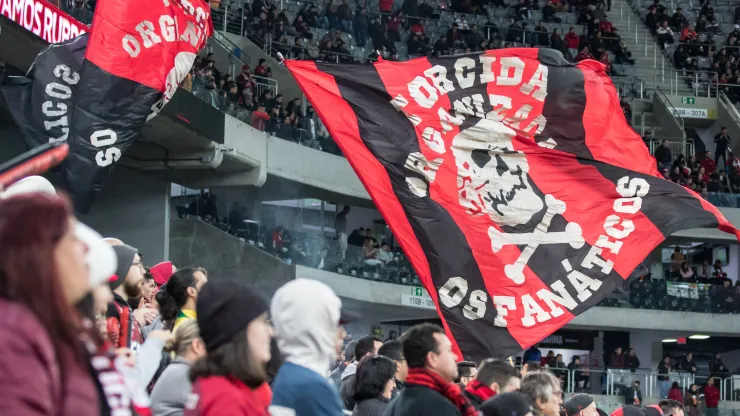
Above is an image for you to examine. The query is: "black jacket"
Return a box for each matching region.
[340,373,357,410]
[352,397,389,416]
[624,386,643,405]
[384,384,462,416]
[462,389,485,409]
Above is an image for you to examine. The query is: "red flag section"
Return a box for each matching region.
[58,0,212,212]
[286,49,740,360]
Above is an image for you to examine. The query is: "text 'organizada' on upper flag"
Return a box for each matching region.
[285,48,740,361]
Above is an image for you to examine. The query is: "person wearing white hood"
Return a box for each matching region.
[269,278,345,416]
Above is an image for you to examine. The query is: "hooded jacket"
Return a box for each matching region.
[269,279,344,416]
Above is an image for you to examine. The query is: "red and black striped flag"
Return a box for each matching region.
[285,49,740,360]
[60,0,212,212]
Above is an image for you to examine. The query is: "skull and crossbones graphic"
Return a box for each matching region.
[452,118,585,284]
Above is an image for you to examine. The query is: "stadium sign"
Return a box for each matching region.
[1,0,87,44]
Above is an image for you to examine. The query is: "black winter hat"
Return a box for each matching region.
[196,280,268,352]
[109,244,138,290]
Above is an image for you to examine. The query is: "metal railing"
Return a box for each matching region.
[655,86,686,132]
[210,29,280,97]
[664,70,719,97]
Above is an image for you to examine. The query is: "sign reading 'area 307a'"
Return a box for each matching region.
[1,0,88,43]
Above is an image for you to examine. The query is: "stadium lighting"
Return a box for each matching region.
[689,335,711,340]
[662,338,678,343]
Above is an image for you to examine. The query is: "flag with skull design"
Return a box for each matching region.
[285,48,740,361]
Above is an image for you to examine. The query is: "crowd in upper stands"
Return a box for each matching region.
[650,127,740,195]
[220,0,636,74]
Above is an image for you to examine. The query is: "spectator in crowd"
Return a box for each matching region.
[705,377,720,416]
[464,359,521,408]
[0,193,101,415]
[330,341,357,389]
[385,323,477,416]
[608,347,625,368]
[336,205,351,260]
[625,348,640,372]
[670,246,685,278]
[351,355,397,416]
[107,243,147,349]
[686,384,700,416]
[457,361,478,387]
[135,272,157,310]
[659,399,684,416]
[158,267,208,332]
[522,361,542,376]
[521,371,563,416]
[378,339,409,398]
[565,27,580,60]
[542,350,556,367]
[270,279,345,416]
[702,151,717,174]
[624,380,642,406]
[151,261,177,288]
[185,280,273,415]
[251,105,271,131]
[709,352,730,379]
[667,382,684,403]
[341,335,383,410]
[657,356,673,398]
[679,262,695,280]
[568,356,589,392]
[564,393,598,416]
[714,127,732,168]
[656,21,675,49]
[150,319,206,416]
[480,392,534,416]
[655,140,672,170]
[523,345,542,363]
[681,352,698,375]
[254,59,272,77]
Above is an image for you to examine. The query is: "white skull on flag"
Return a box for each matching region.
[452,118,544,227]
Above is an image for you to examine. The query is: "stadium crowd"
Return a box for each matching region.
[650,128,739,195]
[1,182,729,416]
[0,178,628,416]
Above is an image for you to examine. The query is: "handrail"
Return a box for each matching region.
[211,30,280,96]
[720,91,740,125]
[655,86,686,134]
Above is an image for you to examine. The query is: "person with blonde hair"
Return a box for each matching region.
[151,319,207,416]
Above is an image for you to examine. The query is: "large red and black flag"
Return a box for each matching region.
[285,48,740,361]
[2,0,212,213]
[62,0,212,212]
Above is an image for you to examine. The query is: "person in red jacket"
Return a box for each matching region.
[565,27,579,60]
[575,46,594,62]
[0,193,101,416]
[704,377,720,413]
[701,150,717,173]
[667,382,684,402]
[185,280,274,416]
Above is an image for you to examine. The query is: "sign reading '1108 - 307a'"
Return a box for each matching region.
[1,0,88,43]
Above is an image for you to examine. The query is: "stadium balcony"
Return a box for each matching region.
[169,190,740,326]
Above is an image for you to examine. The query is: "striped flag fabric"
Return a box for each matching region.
[285,48,740,360]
